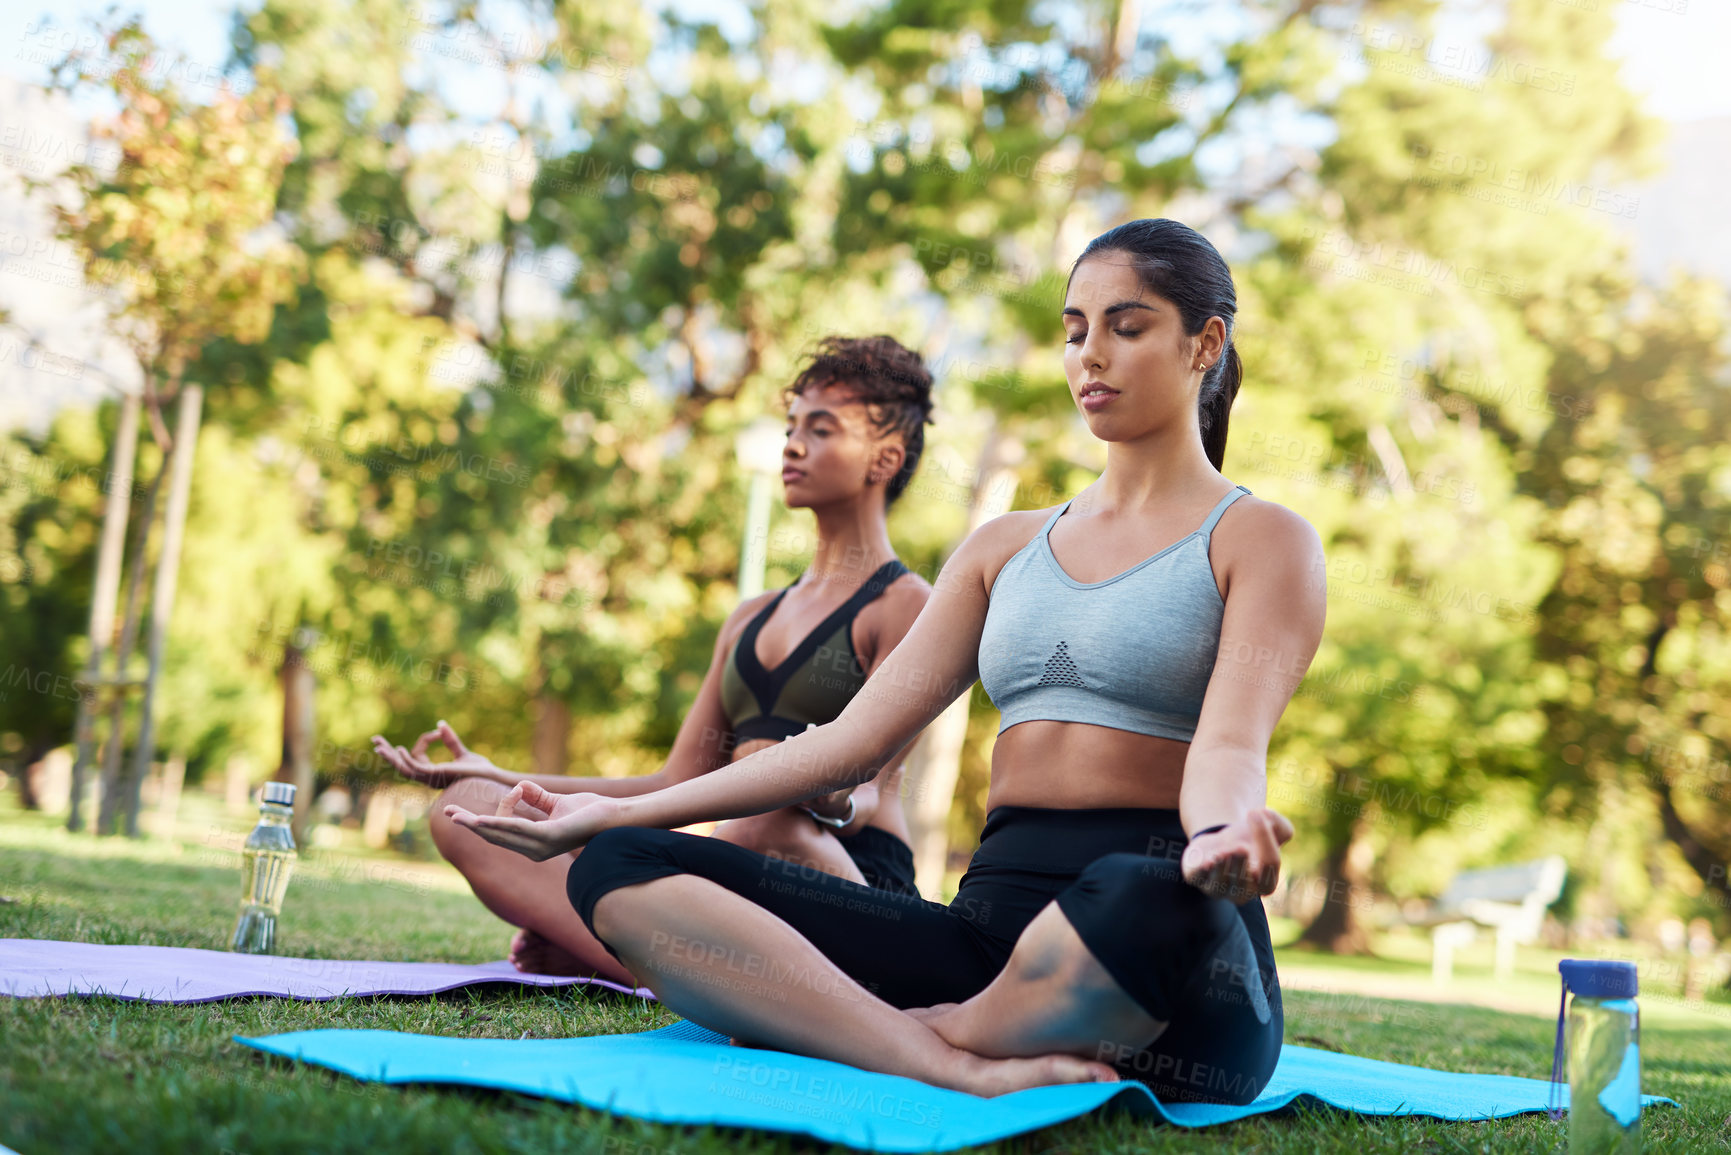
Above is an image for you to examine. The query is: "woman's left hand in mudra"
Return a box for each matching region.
[1181,808,1294,904]
[444,781,618,861]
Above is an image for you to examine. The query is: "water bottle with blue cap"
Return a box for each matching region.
[1550,958,1640,1153]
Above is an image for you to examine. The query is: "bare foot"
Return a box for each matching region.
[946,1050,1121,1097]
[508,927,594,976]
[904,1003,960,1026]
[904,1002,969,1049]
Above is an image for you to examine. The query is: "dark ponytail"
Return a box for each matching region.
[1067,218,1241,471]
[1200,343,1241,472]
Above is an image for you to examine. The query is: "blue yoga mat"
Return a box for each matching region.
[236,1020,1677,1151]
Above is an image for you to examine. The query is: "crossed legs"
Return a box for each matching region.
[588,874,1137,1095]
[570,827,1282,1099]
[902,898,1165,1065]
[427,777,867,980]
[570,827,1166,1095]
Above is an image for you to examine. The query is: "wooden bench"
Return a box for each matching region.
[1412,856,1568,982]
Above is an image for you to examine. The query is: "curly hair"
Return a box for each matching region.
[779,335,935,509]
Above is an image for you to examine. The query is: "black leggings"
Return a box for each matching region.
[836,825,918,897]
[568,805,1282,1105]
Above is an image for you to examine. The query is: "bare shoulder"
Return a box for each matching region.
[1211,492,1326,592]
[859,565,933,630]
[967,506,1064,598]
[1217,492,1323,552]
[716,587,780,651]
[890,567,933,620]
[856,566,934,661]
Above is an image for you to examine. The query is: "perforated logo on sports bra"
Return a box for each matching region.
[1034,640,1089,689]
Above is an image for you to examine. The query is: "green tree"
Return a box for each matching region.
[1244,0,1663,949]
[32,19,304,834]
[0,409,112,798]
[1479,269,1731,921]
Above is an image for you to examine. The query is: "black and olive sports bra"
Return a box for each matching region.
[718,559,910,743]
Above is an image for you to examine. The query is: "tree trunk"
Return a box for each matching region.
[362,787,398,849]
[95,435,170,835]
[16,738,60,811]
[901,424,1023,897]
[274,627,317,844]
[16,756,40,810]
[1631,623,1731,909]
[1652,774,1731,907]
[123,381,203,837]
[531,689,571,776]
[902,696,971,897]
[152,750,186,839]
[69,389,141,832]
[1297,800,1375,954]
[225,753,255,816]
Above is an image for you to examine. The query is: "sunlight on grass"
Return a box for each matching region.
[3,797,1725,1154]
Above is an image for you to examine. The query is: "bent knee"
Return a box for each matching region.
[566,826,671,892]
[715,807,822,858]
[438,776,513,814]
[567,826,687,941]
[429,778,515,858]
[1082,852,1210,906]
[1069,853,1240,946]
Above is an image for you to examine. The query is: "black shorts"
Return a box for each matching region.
[567,805,1282,1105]
[837,825,918,897]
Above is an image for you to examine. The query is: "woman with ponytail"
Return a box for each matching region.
[1068,216,1245,472]
[440,220,1326,1102]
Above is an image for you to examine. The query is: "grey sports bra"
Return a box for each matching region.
[976,484,1251,742]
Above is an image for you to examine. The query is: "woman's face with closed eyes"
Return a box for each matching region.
[1062,253,1223,441]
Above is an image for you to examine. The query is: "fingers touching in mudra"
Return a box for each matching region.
[443,780,615,861]
[367,719,614,860]
[370,720,501,788]
[1180,808,1294,905]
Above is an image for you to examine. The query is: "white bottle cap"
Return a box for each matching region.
[262,781,296,806]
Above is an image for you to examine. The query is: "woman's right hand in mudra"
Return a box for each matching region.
[444,781,618,861]
[1181,808,1295,905]
[371,720,503,788]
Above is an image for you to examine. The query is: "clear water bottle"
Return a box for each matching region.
[1549,959,1640,1154]
[230,782,298,954]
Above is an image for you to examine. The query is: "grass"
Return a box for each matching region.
[2,793,1727,1155]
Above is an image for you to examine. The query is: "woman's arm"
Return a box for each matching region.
[809,573,935,834]
[377,721,664,795]
[371,722,630,794]
[610,533,994,832]
[1179,500,1326,901]
[480,769,665,797]
[447,524,1006,853]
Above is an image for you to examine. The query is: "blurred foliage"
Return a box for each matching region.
[2,0,1727,948]
[31,20,306,384]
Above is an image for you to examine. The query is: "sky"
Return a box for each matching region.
[1,0,1728,124]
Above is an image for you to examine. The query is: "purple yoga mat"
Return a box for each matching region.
[0,939,657,1004]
